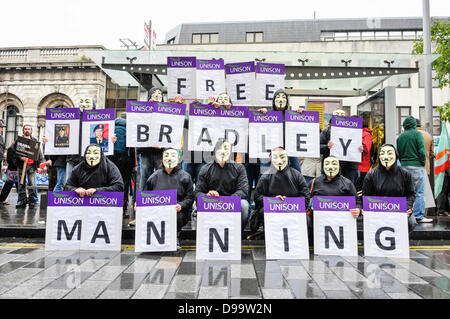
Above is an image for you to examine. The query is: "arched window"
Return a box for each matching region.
[4,105,19,147]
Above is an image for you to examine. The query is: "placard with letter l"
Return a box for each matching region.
[135,190,177,253]
[330,115,363,163]
[196,196,241,261]
[264,197,309,260]
[313,196,358,257]
[363,197,410,259]
[80,192,123,251]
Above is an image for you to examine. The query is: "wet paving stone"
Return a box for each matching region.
[0,261,29,274]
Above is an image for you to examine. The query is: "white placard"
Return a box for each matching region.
[45,206,83,251]
[196,59,226,100]
[254,63,285,106]
[126,101,153,148]
[167,57,197,100]
[44,108,80,155]
[285,111,321,158]
[330,115,363,163]
[81,109,115,156]
[148,103,187,149]
[226,62,255,106]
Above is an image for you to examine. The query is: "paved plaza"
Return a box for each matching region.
[0,241,448,299]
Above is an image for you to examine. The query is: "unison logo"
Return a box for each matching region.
[49,109,76,119]
[52,193,84,206]
[141,192,172,206]
[316,197,349,210]
[334,116,359,128]
[88,194,118,207]
[85,111,112,121]
[169,58,194,67]
[202,197,235,212]
[288,111,316,122]
[267,198,300,213]
[227,64,252,73]
[367,197,401,212]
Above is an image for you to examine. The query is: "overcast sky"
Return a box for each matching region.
[1,0,448,49]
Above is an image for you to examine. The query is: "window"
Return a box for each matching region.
[361,31,375,40]
[388,31,402,40]
[105,77,139,109]
[246,32,263,43]
[192,33,219,44]
[320,32,334,41]
[347,32,361,40]
[166,37,175,44]
[4,105,19,147]
[396,77,411,88]
[419,106,442,136]
[375,31,389,40]
[334,32,348,41]
[402,31,416,40]
[397,106,411,134]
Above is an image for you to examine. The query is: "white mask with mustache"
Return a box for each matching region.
[162,149,179,169]
[379,145,396,168]
[323,156,340,178]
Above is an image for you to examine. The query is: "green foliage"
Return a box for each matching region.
[413,21,450,122]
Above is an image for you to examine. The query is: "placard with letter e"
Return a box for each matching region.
[196,59,225,100]
[135,190,177,253]
[313,196,358,257]
[45,191,84,251]
[264,197,309,260]
[126,101,153,148]
[254,62,285,106]
[196,196,241,261]
[285,110,320,158]
[81,108,115,156]
[44,108,80,155]
[363,197,410,259]
[330,115,363,162]
[148,102,186,149]
[225,62,255,106]
[80,192,123,251]
[167,56,197,100]
[248,110,283,159]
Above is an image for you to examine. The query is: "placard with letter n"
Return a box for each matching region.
[80,192,123,251]
[313,196,358,257]
[196,196,241,261]
[45,191,85,251]
[330,115,363,163]
[264,197,309,260]
[135,190,177,253]
[363,197,410,259]
[285,110,320,158]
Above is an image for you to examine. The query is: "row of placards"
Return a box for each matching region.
[45,192,410,259]
[167,58,285,106]
[45,105,363,162]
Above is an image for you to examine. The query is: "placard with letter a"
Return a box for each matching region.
[264,197,309,260]
[196,196,241,261]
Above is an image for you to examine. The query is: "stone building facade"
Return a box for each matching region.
[0,46,107,146]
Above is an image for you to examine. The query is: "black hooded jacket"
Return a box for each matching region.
[145,164,194,213]
[312,173,362,208]
[195,139,248,199]
[362,144,416,209]
[254,165,311,213]
[64,144,124,192]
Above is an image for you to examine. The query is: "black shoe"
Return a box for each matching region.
[28,202,35,208]
[16,202,26,208]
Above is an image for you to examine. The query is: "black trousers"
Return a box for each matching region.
[436,175,450,214]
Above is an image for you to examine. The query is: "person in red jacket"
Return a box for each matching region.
[356,116,372,192]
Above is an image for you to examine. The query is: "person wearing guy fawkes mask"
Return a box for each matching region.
[195,138,249,233]
[311,156,361,219]
[320,109,364,185]
[257,89,304,174]
[362,144,417,232]
[141,148,194,249]
[64,144,123,197]
[251,147,311,235]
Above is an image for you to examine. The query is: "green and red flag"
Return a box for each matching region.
[434,124,450,199]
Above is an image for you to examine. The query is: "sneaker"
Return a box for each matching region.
[177,238,182,250]
[15,202,26,209]
[438,211,449,217]
[417,217,433,223]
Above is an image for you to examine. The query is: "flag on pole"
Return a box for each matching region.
[434,123,450,199]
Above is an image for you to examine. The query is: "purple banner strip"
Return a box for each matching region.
[331,115,363,129]
[153,102,186,116]
[48,191,123,207]
[363,196,407,213]
[249,110,283,123]
[196,59,225,70]
[82,109,115,122]
[46,108,80,121]
[189,103,249,118]
[225,62,255,75]
[256,62,285,75]
[313,196,356,211]
[264,197,306,213]
[126,101,154,113]
[285,110,320,123]
[136,190,177,207]
[167,57,196,68]
[197,196,242,213]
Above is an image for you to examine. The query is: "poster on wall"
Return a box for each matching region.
[313,196,358,257]
[248,110,284,159]
[196,196,241,261]
[196,59,226,100]
[167,56,197,100]
[225,62,255,106]
[44,108,80,155]
[254,62,285,106]
[135,190,177,253]
[363,197,410,259]
[330,115,363,163]
[82,109,115,156]
[264,197,309,260]
[285,110,320,158]
[126,101,154,148]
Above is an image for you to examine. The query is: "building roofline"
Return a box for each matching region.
[0,45,107,51]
